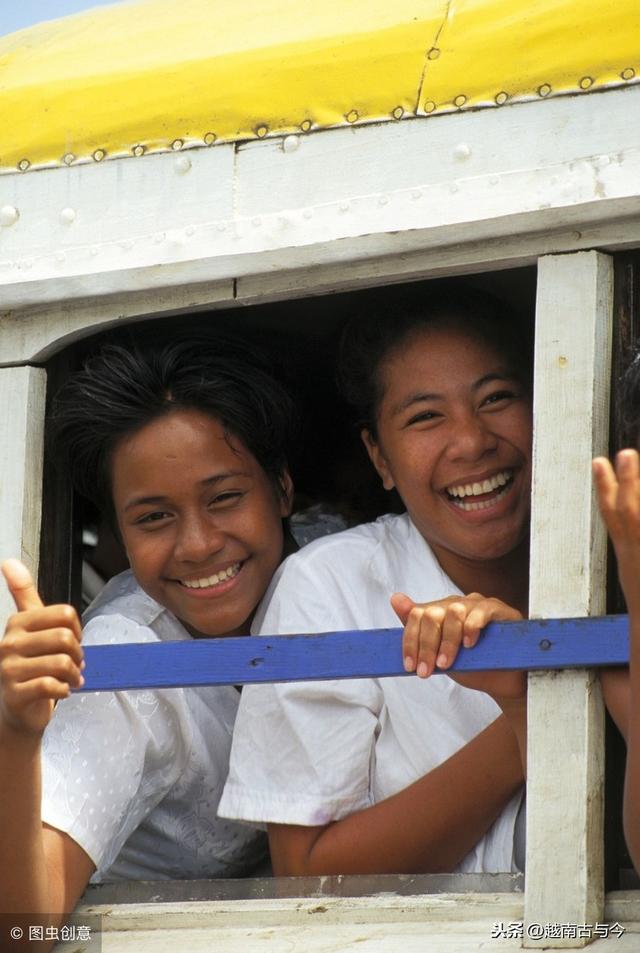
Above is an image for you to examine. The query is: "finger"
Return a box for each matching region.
[7,605,82,642]
[1,559,44,612]
[1,654,84,689]
[413,606,446,678]
[435,603,467,669]
[592,457,619,527]
[615,449,640,526]
[391,592,416,627]
[1,628,84,667]
[462,600,522,648]
[4,677,76,708]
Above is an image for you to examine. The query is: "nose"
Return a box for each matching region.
[174,512,225,563]
[445,412,498,462]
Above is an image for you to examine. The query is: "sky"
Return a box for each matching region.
[0,0,127,38]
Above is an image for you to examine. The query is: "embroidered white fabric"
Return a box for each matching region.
[219,513,523,873]
[41,570,266,882]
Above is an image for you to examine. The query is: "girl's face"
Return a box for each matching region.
[363,326,532,580]
[111,408,292,637]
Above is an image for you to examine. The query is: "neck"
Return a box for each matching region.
[432,536,530,616]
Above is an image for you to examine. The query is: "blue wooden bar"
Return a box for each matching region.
[79,614,630,693]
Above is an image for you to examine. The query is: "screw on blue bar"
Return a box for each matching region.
[78,615,630,693]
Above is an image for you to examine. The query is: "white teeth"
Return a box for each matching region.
[181,563,241,589]
[447,470,512,499]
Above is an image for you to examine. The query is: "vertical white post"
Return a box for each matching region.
[0,366,47,624]
[524,252,613,947]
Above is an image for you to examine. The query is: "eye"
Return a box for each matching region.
[405,410,440,427]
[209,491,244,507]
[482,389,519,407]
[135,510,170,526]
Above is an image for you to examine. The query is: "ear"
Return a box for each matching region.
[278,470,295,517]
[361,429,395,491]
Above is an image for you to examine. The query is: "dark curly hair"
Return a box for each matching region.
[337,282,533,438]
[50,336,296,518]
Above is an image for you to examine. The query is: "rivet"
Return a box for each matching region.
[392,106,404,120]
[63,153,75,166]
[300,119,312,132]
[18,159,30,172]
[0,205,19,227]
[59,207,76,225]
[133,144,145,157]
[539,638,552,651]
[621,68,635,81]
[174,155,192,174]
[453,142,471,161]
[411,188,422,199]
[454,95,467,108]
[302,208,313,220]
[256,125,269,138]
[378,194,389,206]
[424,100,436,113]
[427,48,440,60]
[346,109,359,123]
[283,134,301,153]
[55,251,66,263]
[538,83,552,97]
[92,149,106,162]
[171,138,184,150]
[252,216,262,227]
[579,76,593,90]
[339,201,350,212]
[204,132,216,145]
[153,232,165,243]
[558,355,568,367]
[495,91,508,105]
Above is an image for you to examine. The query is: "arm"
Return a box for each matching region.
[268,711,523,875]
[593,451,640,870]
[394,591,527,773]
[0,560,94,932]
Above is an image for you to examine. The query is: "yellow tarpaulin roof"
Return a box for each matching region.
[0,0,638,172]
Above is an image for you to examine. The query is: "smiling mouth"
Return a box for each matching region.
[178,562,242,589]
[445,469,514,512]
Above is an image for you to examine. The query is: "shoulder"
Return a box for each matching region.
[82,570,186,646]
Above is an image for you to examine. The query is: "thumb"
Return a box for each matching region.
[1,559,44,612]
[390,591,415,625]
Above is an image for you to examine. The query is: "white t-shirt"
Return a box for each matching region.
[41,570,266,883]
[218,513,522,873]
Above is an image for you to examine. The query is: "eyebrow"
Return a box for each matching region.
[391,371,519,416]
[123,470,251,511]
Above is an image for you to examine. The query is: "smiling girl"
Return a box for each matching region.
[219,286,531,876]
[0,338,294,925]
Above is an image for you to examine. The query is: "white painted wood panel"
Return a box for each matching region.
[0,87,639,313]
[525,252,614,947]
[0,366,47,623]
[59,892,639,953]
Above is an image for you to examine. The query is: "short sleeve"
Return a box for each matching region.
[41,614,191,873]
[218,550,385,826]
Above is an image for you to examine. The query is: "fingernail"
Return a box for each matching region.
[404,656,414,672]
[436,653,448,668]
[78,675,85,687]
[80,660,86,670]
[463,636,472,648]
[417,661,429,678]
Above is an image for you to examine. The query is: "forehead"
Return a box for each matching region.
[110,408,253,484]
[379,325,513,390]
